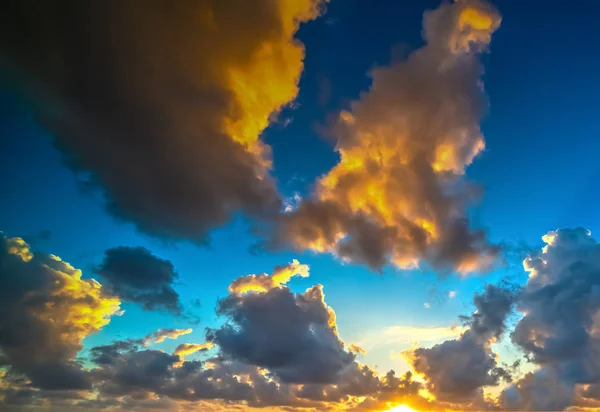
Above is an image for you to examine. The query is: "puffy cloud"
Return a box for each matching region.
[211,261,354,384]
[0,255,439,411]
[228,258,309,295]
[143,328,193,345]
[271,0,501,273]
[0,0,325,240]
[0,235,121,390]
[502,228,600,410]
[407,284,517,403]
[94,246,183,314]
[173,343,214,358]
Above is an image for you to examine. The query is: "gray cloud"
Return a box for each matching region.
[502,228,600,411]
[210,279,355,384]
[0,235,120,390]
[94,247,182,314]
[408,283,517,403]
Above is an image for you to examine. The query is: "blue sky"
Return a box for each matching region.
[1,1,600,410]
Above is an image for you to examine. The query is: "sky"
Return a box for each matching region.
[1,0,600,411]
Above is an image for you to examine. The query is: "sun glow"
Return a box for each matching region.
[387,405,417,412]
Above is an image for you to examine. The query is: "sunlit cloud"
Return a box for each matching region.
[0,235,121,390]
[273,0,502,274]
[228,258,310,295]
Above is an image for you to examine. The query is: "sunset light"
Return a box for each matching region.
[387,405,417,412]
[1,0,598,411]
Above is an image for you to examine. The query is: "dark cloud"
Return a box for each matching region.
[94,246,182,314]
[0,235,120,390]
[408,283,517,403]
[502,228,600,411]
[269,0,501,274]
[461,282,520,340]
[0,253,439,410]
[210,276,355,384]
[0,0,325,241]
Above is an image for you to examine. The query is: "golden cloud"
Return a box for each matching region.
[144,328,193,345]
[274,0,501,274]
[228,258,310,295]
[174,342,215,358]
[1,236,121,389]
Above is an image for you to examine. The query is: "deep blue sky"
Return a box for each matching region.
[1,0,600,373]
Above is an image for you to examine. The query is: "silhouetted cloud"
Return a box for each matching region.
[94,247,182,314]
[0,0,325,241]
[407,283,517,403]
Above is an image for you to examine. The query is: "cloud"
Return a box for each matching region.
[173,343,214,358]
[407,284,517,403]
[227,258,309,295]
[0,235,121,390]
[94,247,182,314]
[271,0,501,273]
[211,261,355,384]
[0,0,325,241]
[502,228,600,410]
[0,254,439,411]
[143,328,193,346]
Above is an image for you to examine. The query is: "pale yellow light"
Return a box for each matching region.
[386,405,417,412]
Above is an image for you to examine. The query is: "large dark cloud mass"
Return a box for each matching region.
[0,0,324,240]
[94,246,182,314]
[271,0,501,274]
[501,228,600,411]
[0,235,120,390]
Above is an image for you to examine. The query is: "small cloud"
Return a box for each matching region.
[143,328,192,346]
[283,192,303,213]
[348,344,366,355]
